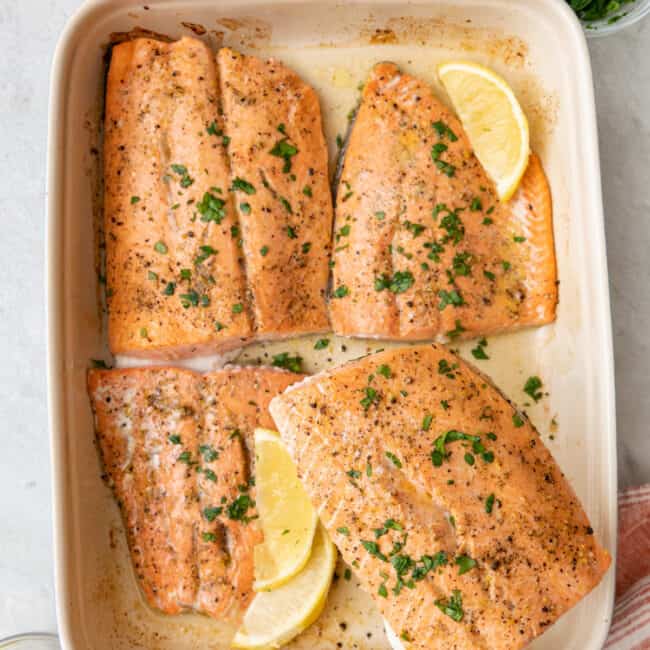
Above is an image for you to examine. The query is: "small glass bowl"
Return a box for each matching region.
[577,0,650,37]
[0,633,60,650]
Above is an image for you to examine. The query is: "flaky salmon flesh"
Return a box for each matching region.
[87,365,302,623]
[330,63,557,342]
[104,38,332,359]
[269,345,610,650]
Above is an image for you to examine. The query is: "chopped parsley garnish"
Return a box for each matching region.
[203,506,223,521]
[360,386,380,411]
[139,327,148,338]
[271,352,303,373]
[513,412,525,427]
[130,195,140,204]
[197,191,226,224]
[375,211,386,220]
[171,163,194,188]
[301,242,311,255]
[524,376,544,402]
[270,138,298,173]
[438,289,464,311]
[455,555,477,575]
[422,414,433,431]
[154,241,168,254]
[513,235,526,243]
[179,290,199,308]
[485,493,496,514]
[336,134,344,148]
[177,450,193,464]
[464,452,475,466]
[404,220,425,237]
[314,338,329,350]
[194,244,218,265]
[347,469,361,480]
[430,430,480,467]
[168,434,181,445]
[337,526,350,536]
[232,303,244,313]
[302,185,312,197]
[260,245,269,256]
[470,197,483,211]
[440,210,465,244]
[435,590,464,622]
[201,468,217,482]
[163,282,175,296]
[502,260,511,271]
[280,197,293,214]
[215,321,226,331]
[180,269,191,280]
[451,251,472,277]
[374,270,415,294]
[199,444,219,462]
[206,121,221,136]
[378,583,388,598]
[202,531,217,542]
[377,364,391,378]
[231,177,256,195]
[484,269,496,281]
[286,224,297,238]
[147,271,158,282]
[361,540,388,562]
[471,338,489,360]
[446,319,466,340]
[441,400,450,410]
[385,451,402,468]
[336,224,351,241]
[227,494,256,522]
[344,568,352,580]
[438,359,458,379]
[483,217,494,225]
[366,462,373,477]
[431,142,456,177]
[432,120,458,141]
[331,285,349,299]
[240,202,251,215]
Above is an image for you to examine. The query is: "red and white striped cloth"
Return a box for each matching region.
[605,485,650,649]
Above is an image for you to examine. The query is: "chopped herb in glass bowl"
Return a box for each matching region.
[567,0,650,36]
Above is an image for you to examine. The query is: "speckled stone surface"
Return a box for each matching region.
[0,0,648,640]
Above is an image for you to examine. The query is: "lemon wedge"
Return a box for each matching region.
[253,428,318,592]
[437,61,530,201]
[232,523,336,649]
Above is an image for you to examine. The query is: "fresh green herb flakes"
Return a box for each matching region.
[271,352,303,373]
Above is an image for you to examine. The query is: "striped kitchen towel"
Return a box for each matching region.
[605,485,650,649]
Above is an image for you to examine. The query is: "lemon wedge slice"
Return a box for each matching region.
[232,523,336,649]
[253,428,318,592]
[437,61,530,201]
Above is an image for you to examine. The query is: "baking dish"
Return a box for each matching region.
[47,0,617,648]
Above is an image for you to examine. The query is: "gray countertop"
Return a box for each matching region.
[0,0,648,640]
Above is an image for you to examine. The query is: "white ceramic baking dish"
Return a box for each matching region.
[47,0,617,648]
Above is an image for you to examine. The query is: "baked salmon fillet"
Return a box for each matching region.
[330,62,557,341]
[217,48,333,339]
[269,345,610,650]
[87,365,301,622]
[104,37,252,359]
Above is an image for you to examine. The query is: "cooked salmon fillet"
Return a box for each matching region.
[330,63,557,341]
[217,48,333,339]
[87,365,302,622]
[104,37,252,359]
[269,345,610,650]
